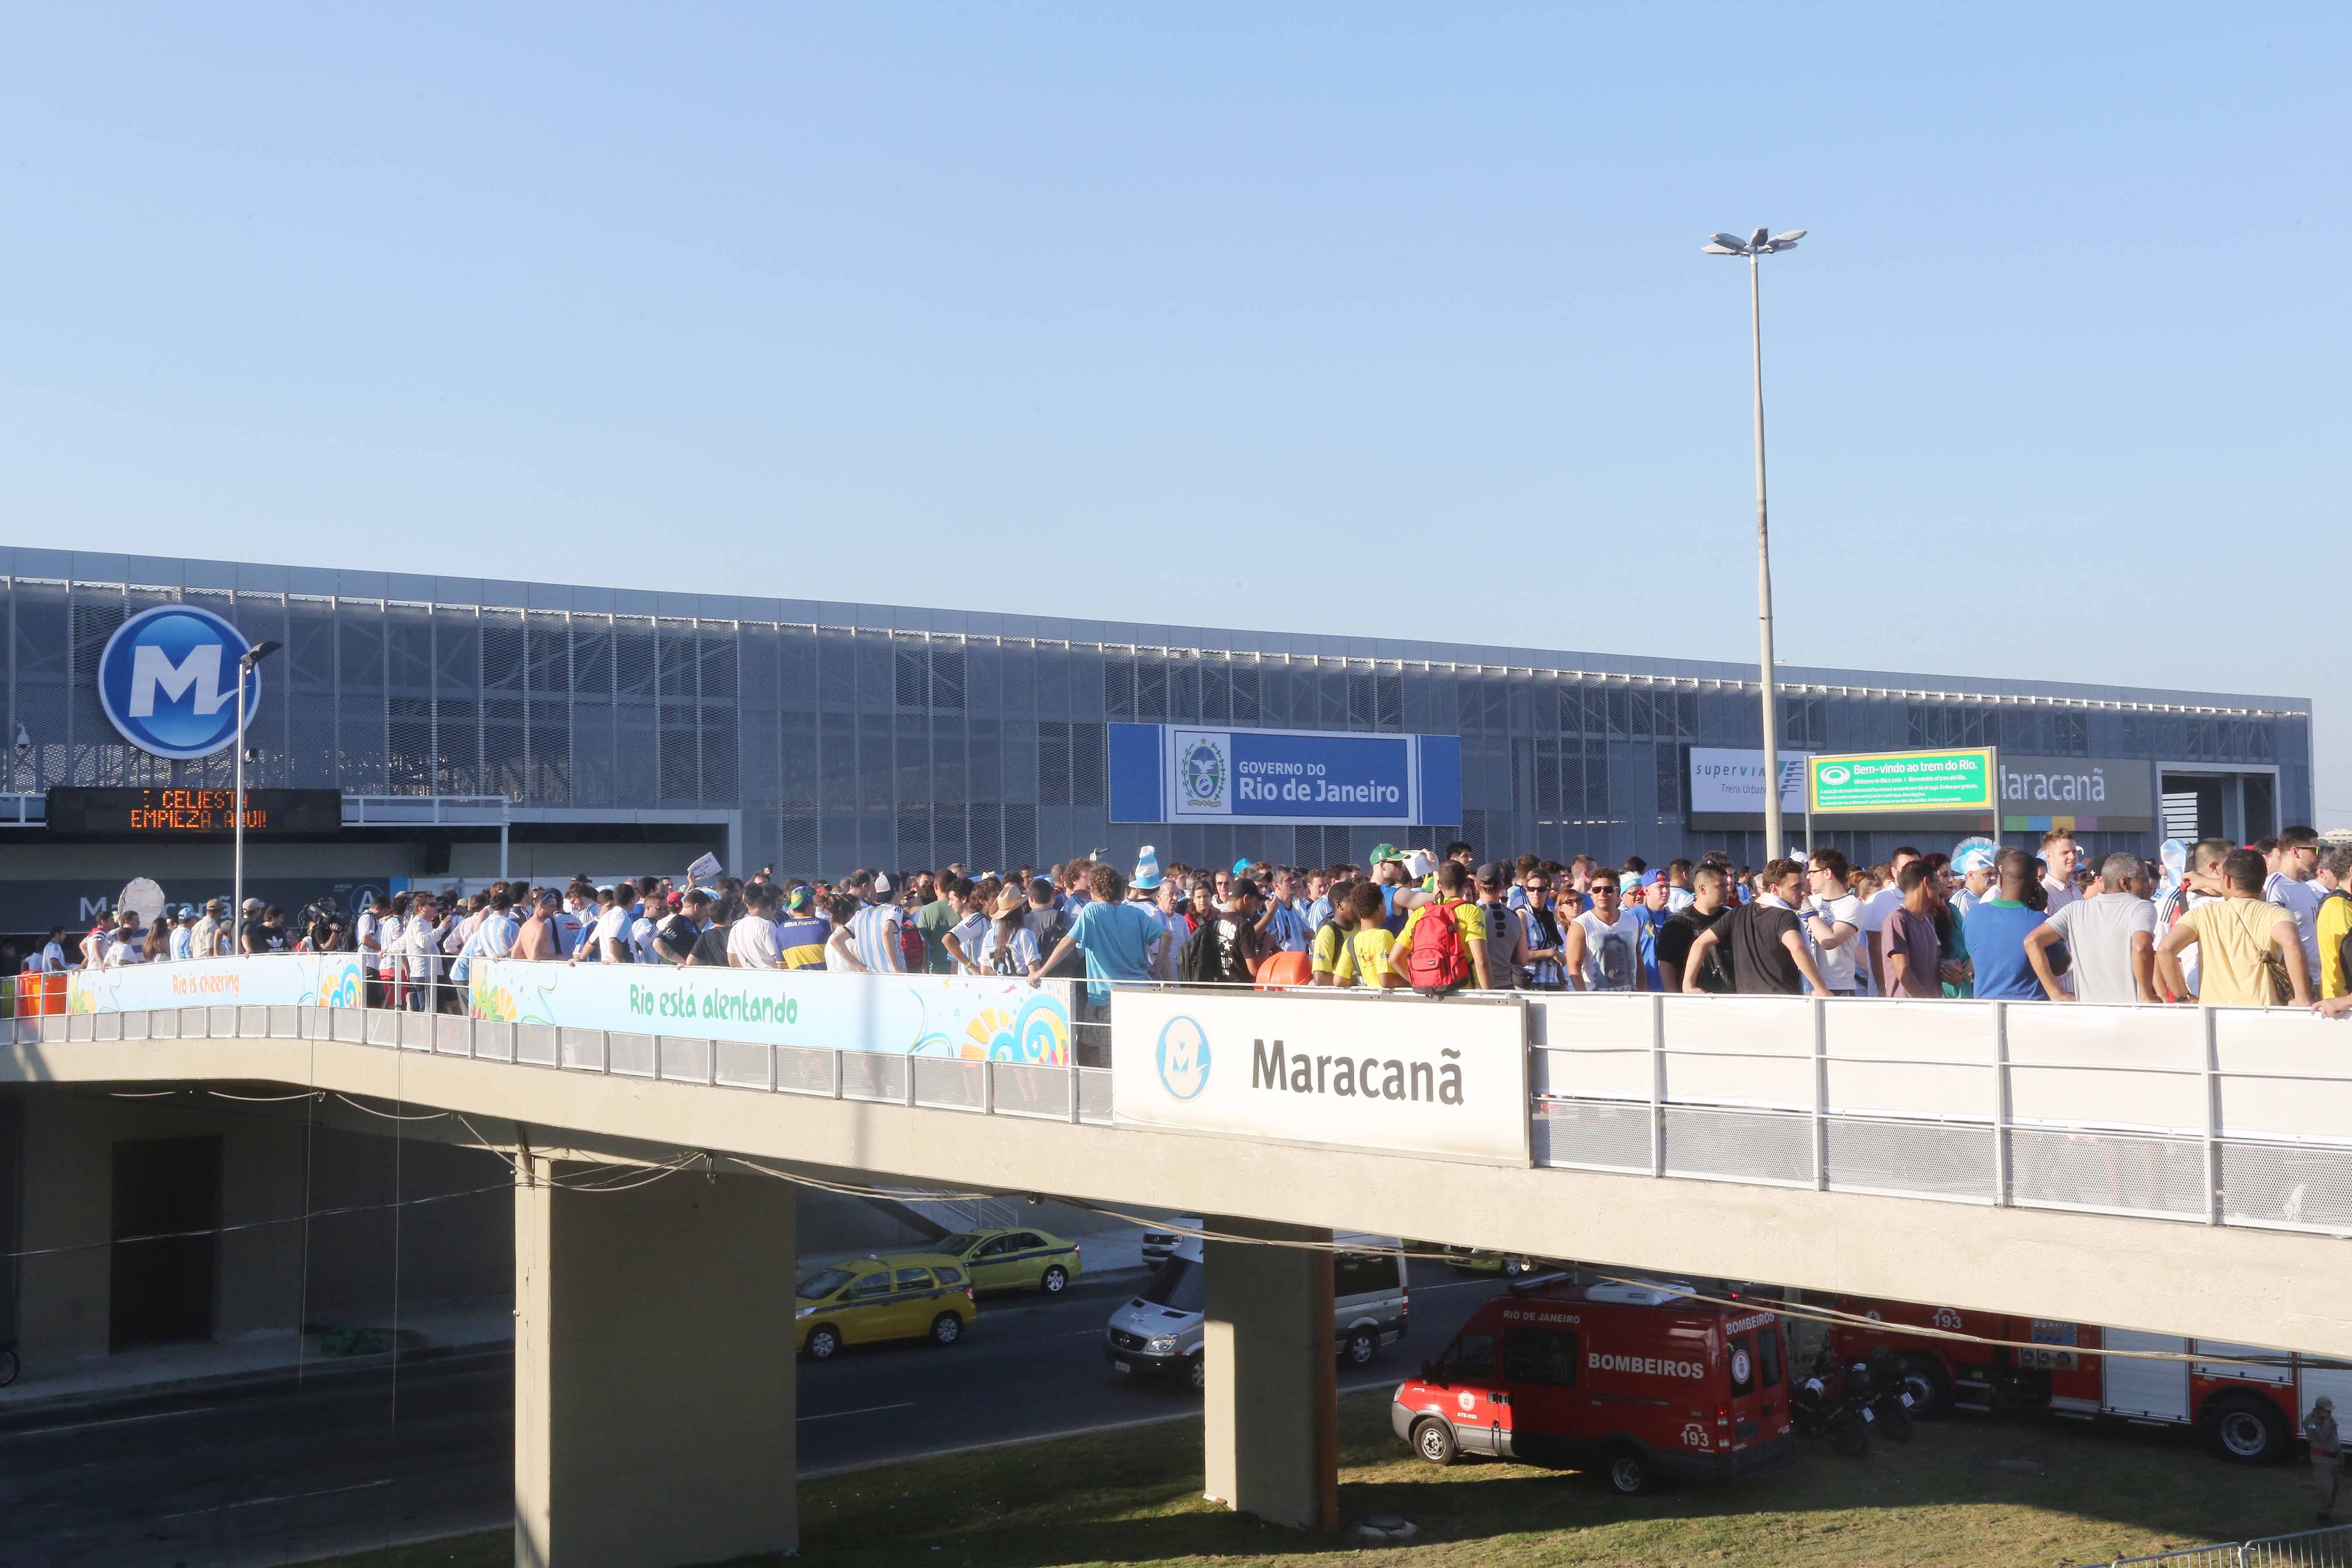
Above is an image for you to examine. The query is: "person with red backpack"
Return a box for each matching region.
[1389,860,1492,996]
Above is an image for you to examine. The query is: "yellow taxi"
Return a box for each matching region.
[795,1253,976,1359]
[929,1227,1085,1296]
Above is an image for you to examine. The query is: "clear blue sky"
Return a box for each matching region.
[4,7,2345,812]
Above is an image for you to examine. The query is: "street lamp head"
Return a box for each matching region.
[1702,242,1743,255]
[1748,227,1770,249]
[240,639,284,671]
[1707,232,1748,251]
[1771,229,1807,245]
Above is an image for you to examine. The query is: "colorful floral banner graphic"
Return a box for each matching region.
[468,960,1075,1065]
[65,955,364,1014]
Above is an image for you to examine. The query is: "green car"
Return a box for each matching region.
[931,1227,1084,1295]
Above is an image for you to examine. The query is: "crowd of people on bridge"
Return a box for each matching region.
[22,824,2352,1017]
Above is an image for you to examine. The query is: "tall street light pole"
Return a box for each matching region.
[232,639,283,937]
[1704,226,1805,862]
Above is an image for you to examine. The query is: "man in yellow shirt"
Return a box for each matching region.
[2317,849,2352,1000]
[1389,861,1493,992]
[2157,848,2310,1007]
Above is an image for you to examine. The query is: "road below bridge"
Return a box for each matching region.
[0,1265,1513,1567]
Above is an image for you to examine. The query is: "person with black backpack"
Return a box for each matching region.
[1180,877,1271,985]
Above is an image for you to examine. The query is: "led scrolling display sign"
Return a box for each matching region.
[45,787,344,837]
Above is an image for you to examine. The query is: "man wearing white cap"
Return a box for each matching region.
[1949,844,1997,922]
[1130,848,1179,981]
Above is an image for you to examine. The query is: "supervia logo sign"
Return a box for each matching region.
[97,606,259,760]
[1155,1016,1211,1100]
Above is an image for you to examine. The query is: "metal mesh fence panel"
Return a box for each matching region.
[841,1053,904,1103]
[914,1056,984,1111]
[2220,1142,2352,1232]
[473,1022,514,1063]
[1824,1118,1993,1201]
[365,1009,400,1047]
[93,1013,120,1042]
[560,1028,606,1072]
[515,1022,558,1066]
[776,1044,835,1096]
[659,1036,711,1084]
[992,1062,1072,1120]
[1078,1067,1113,1123]
[434,1016,471,1056]
[1532,1099,1652,1172]
[715,1038,772,1090]
[2011,1127,2208,1217]
[609,1031,656,1078]
[1663,1106,1813,1185]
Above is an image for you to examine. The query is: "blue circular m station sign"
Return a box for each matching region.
[97,605,261,760]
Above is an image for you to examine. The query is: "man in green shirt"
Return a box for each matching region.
[916,874,969,973]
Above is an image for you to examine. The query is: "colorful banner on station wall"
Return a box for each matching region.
[466,959,1076,1065]
[65,954,365,1014]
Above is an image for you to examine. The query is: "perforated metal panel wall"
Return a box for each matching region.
[2,564,2306,880]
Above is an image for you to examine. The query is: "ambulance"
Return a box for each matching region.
[1829,1295,2352,1465]
[1390,1276,1797,1494]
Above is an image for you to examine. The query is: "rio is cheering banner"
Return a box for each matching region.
[1108,723,1462,827]
[67,954,365,1014]
[467,960,1077,1065]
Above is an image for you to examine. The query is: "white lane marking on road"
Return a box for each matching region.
[7,1403,229,1437]
[159,1477,393,1519]
[800,1401,918,1422]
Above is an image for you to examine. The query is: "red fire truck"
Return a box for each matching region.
[1391,1278,1796,1495]
[1829,1296,2351,1464]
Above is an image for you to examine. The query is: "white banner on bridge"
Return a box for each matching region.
[67,954,363,1013]
[1111,989,1528,1164]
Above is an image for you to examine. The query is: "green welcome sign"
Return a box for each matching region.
[1806,747,1996,814]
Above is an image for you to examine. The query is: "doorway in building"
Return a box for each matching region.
[110,1136,221,1350]
[2161,775,2227,841]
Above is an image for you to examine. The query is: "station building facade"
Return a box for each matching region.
[0,548,2312,927]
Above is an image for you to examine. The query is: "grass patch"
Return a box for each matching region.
[308,1390,2326,1567]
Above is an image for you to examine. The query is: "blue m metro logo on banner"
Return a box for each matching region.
[97,605,262,760]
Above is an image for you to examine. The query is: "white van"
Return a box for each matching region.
[1104,1232,1410,1391]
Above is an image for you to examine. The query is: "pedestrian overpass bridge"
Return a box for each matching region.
[9,956,2352,1565]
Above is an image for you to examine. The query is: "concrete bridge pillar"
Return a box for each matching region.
[514,1159,798,1568]
[1202,1216,1337,1529]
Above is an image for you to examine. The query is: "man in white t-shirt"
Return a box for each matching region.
[1562,870,1647,991]
[726,883,785,969]
[2264,825,2324,977]
[1800,848,1865,995]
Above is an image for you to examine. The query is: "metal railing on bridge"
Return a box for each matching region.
[15,955,2352,1238]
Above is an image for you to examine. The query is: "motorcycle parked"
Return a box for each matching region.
[1862,1350,1916,1442]
[1792,1350,1871,1457]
